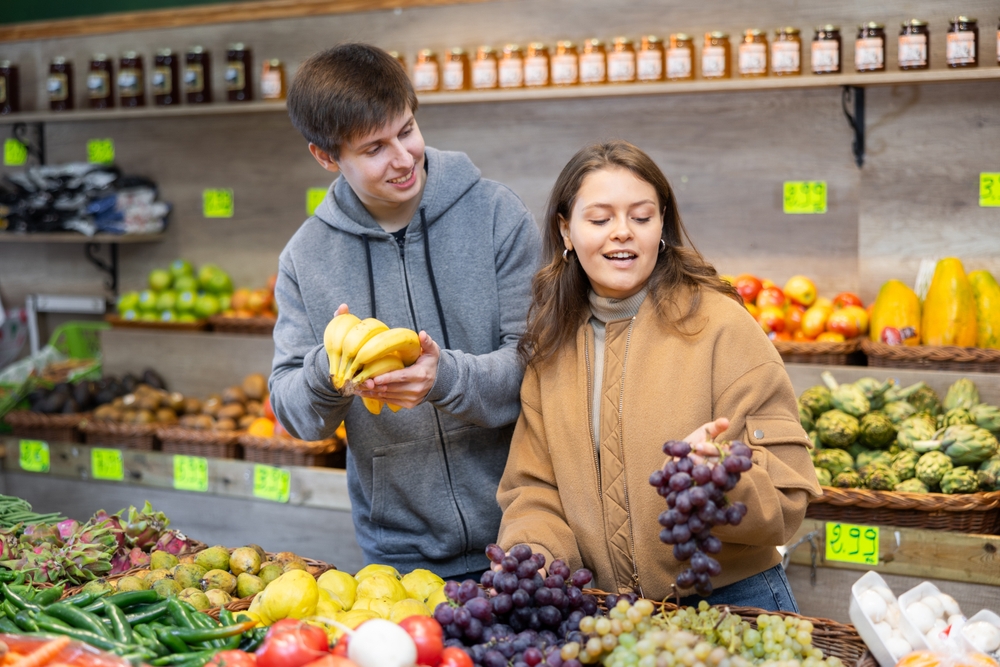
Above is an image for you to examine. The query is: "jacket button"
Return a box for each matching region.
[754,429,764,439]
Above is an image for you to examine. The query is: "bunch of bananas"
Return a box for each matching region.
[323,313,421,414]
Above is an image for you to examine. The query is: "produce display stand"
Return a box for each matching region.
[4,410,87,443]
[806,487,1000,534]
[774,339,865,366]
[158,426,243,460]
[862,340,1000,374]
[207,315,276,336]
[104,315,209,332]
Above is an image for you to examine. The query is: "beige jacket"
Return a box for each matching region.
[497,289,821,599]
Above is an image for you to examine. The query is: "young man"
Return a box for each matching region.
[270,44,540,579]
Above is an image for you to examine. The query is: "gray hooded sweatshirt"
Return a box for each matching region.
[270,147,540,576]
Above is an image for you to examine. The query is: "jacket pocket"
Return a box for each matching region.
[745,415,821,496]
[440,424,512,550]
[745,415,811,448]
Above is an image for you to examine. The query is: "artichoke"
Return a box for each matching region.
[977,458,1000,492]
[814,449,855,478]
[814,467,832,487]
[865,466,901,491]
[907,384,942,416]
[894,478,930,494]
[807,430,822,450]
[858,458,892,480]
[883,400,918,425]
[821,371,870,418]
[940,408,975,428]
[970,404,1000,434]
[916,451,954,488]
[855,450,883,470]
[896,414,938,449]
[816,409,861,449]
[853,377,894,410]
[883,381,930,404]
[890,449,920,481]
[832,471,863,489]
[941,424,999,466]
[798,402,814,432]
[944,379,980,411]
[848,442,868,461]
[939,466,980,494]
[799,385,833,419]
[859,413,896,449]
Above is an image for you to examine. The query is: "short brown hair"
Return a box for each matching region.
[287,43,418,159]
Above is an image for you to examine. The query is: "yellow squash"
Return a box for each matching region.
[921,258,977,347]
[969,269,1000,349]
[869,279,921,346]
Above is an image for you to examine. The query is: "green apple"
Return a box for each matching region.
[160,310,178,322]
[176,291,197,314]
[193,294,220,319]
[173,275,198,293]
[170,259,194,279]
[176,313,198,323]
[217,294,232,312]
[208,270,233,295]
[138,290,159,313]
[148,268,172,291]
[155,290,177,313]
[120,309,139,321]
[197,264,220,291]
[139,312,159,322]
[117,291,140,315]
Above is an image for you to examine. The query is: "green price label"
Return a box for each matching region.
[306,187,327,215]
[203,189,234,218]
[173,455,209,492]
[783,181,828,214]
[87,139,115,164]
[980,173,1000,207]
[253,464,290,503]
[19,440,50,473]
[825,522,879,565]
[91,447,124,481]
[4,138,27,166]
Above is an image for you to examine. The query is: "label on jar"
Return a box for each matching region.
[550,54,578,84]
[607,51,636,82]
[946,31,976,65]
[498,57,524,88]
[666,48,692,78]
[701,45,726,78]
[87,71,110,98]
[636,50,663,80]
[898,34,927,67]
[524,56,548,86]
[771,41,800,73]
[118,68,141,97]
[855,37,884,70]
[811,40,840,72]
[225,61,245,91]
[185,64,205,93]
[579,52,606,83]
[151,66,172,94]
[261,70,283,98]
[47,74,68,101]
[471,60,497,89]
[738,43,766,75]
[413,62,439,92]
[442,61,465,90]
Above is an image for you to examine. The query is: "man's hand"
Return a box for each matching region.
[355,331,440,408]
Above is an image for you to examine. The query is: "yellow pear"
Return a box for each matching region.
[259,569,318,622]
[401,569,445,602]
[318,570,358,609]
[354,563,400,582]
[389,598,431,624]
[355,572,407,603]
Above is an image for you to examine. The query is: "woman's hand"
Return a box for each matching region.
[355,331,440,408]
[679,417,730,463]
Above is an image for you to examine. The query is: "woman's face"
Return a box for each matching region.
[560,167,664,300]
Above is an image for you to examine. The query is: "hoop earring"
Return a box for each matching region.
[659,239,667,253]
[562,248,571,262]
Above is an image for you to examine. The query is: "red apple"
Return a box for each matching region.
[833,292,863,309]
[783,275,817,307]
[733,274,763,304]
[800,306,829,339]
[826,305,869,338]
[756,286,787,310]
[784,304,806,334]
[758,306,786,334]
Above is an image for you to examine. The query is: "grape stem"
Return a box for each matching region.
[713,607,731,630]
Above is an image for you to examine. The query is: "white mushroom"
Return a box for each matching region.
[873,585,897,604]
[885,636,913,659]
[860,589,888,623]
[874,621,893,640]
[938,593,962,617]
[921,594,944,619]
[964,621,1000,653]
[906,601,935,634]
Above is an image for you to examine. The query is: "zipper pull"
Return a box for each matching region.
[631,571,644,599]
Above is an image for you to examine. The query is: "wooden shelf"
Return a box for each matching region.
[0,232,166,244]
[1,67,997,125]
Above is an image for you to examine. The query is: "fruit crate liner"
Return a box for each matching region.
[807,486,1000,533]
[862,340,1000,373]
[208,315,275,336]
[773,338,866,366]
[157,426,242,460]
[79,419,160,450]
[104,314,209,332]
[4,409,89,443]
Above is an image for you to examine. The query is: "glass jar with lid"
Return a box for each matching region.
[702,32,731,79]
[88,54,114,109]
[442,48,470,91]
[947,17,978,67]
[524,43,550,87]
[412,50,440,92]
[118,51,145,107]
[551,41,579,86]
[812,25,842,74]
[898,20,929,70]
[607,37,637,83]
[225,43,253,101]
[771,27,801,75]
[0,61,18,114]
[48,58,74,111]
[737,29,768,77]
[388,51,407,71]
[152,48,180,106]
[498,44,525,89]
[855,23,886,72]
[471,46,498,90]
[666,34,694,80]
[579,39,607,84]
[261,59,287,99]
[185,46,211,104]
[636,36,664,81]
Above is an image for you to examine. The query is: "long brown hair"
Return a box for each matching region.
[519,140,739,365]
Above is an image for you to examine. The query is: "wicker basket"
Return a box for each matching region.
[807,486,1000,533]
[3,410,87,443]
[158,426,243,460]
[60,538,209,598]
[862,339,1000,373]
[208,315,276,336]
[773,338,865,366]
[105,314,209,332]
[79,419,160,450]
[239,433,345,468]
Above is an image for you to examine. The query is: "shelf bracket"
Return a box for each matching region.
[11,122,45,165]
[841,86,865,168]
[84,242,119,297]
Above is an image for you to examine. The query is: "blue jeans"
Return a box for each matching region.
[678,564,799,612]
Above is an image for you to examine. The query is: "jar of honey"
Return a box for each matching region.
[118,51,145,107]
[738,29,768,77]
[261,59,287,99]
[442,48,470,91]
[579,39,607,85]
[152,48,180,106]
[498,44,525,89]
[898,20,929,70]
[551,41,579,86]
[88,54,114,109]
[702,32,731,79]
[471,46,498,90]
[185,46,211,104]
[772,27,802,75]
[0,61,18,114]
[388,51,407,71]
[524,43,550,87]
[666,33,694,80]
[48,58,74,111]
[607,37,636,83]
[636,35,664,82]
[413,50,440,92]
[855,23,886,72]
[812,25,842,74]
[225,43,253,101]
[947,16,979,67]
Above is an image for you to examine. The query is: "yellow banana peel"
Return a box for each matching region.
[323,313,360,386]
[335,318,389,388]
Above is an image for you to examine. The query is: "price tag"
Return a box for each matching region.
[306,188,327,215]
[173,455,209,492]
[19,440,50,473]
[783,181,828,214]
[253,464,290,503]
[203,189,234,218]
[825,522,879,565]
[981,173,1000,207]
[4,138,27,166]
[91,447,124,481]
[87,139,115,164]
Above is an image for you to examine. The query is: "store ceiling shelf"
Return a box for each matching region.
[0,232,166,244]
[1,67,997,124]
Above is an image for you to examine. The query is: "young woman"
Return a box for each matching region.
[496,141,821,611]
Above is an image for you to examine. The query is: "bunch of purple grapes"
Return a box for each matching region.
[648,439,753,597]
[432,543,600,667]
